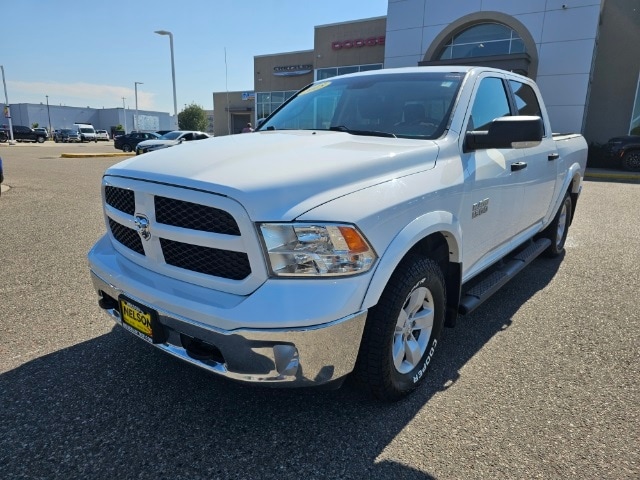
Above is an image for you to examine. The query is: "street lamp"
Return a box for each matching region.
[154,30,178,129]
[122,97,127,133]
[45,95,52,137]
[134,82,143,131]
[1,65,15,144]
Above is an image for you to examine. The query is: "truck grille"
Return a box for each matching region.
[105,185,251,281]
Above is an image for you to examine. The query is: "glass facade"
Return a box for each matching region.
[438,23,525,60]
[316,63,383,81]
[256,91,297,121]
[631,73,640,135]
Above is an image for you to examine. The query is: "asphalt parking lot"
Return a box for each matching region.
[0,143,638,479]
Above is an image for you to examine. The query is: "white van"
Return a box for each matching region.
[75,123,97,142]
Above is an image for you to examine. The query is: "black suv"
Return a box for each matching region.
[0,125,47,143]
[603,135,640,171]
[114,132,160,152]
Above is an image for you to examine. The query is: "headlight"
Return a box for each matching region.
[259,223,377,277]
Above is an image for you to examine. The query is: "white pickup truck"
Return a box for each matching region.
[88,66,587,400]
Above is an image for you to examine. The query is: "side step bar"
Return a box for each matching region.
[458,238,551,315]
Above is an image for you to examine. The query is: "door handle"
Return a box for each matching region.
[548,153,560,161]
[511,162,527,171]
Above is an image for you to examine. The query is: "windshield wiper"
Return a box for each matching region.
[329,125,396,138]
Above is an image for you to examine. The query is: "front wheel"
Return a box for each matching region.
[354,254,446,401]
[543,192,572,257]
[37,136,45,143]
[122,144,132,152]
[0,133,7,143]
[621,151,640,172]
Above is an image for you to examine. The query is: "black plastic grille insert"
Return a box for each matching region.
[105,186,135,215]
[160,238,250,280]
[155,196,240,235]
[109,218,145,255]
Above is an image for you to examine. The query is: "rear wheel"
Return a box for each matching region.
[543,192,572,257]
[355,254,446,401]
[621,151,640,172]
[122,144,132,152]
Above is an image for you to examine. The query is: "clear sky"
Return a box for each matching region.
[1,0,389,114]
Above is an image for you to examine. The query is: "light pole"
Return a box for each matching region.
[45,95,52,137]
[122,97,127,133]
[1,65,15,144]
[134,81,143,131]
[154,30,178,129]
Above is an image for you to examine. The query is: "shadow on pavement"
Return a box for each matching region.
[0,256,562,480]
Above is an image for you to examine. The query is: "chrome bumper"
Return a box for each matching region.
[91,271,367,387]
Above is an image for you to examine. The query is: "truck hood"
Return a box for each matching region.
[106,130,440,220]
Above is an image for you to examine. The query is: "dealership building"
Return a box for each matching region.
[215,0,639,144]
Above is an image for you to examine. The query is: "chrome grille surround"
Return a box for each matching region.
[102,176,267,295]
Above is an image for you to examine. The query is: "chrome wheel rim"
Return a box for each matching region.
[393,286,434,374]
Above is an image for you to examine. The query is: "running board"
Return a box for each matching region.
[458,238,551,315]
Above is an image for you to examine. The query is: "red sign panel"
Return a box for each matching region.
[331,36,385,50]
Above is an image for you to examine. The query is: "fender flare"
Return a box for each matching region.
[361,210,462,310]
[546,162,583,226]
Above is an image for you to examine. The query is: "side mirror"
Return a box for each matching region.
[464,116,543,152]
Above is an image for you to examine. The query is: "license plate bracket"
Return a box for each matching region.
[118,296,166,344]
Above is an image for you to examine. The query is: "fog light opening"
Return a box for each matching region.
[180,335,225,363]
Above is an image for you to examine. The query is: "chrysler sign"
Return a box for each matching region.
[273,65,313,76]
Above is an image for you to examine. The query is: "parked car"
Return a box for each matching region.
[54,129,82,143]
[0,125,47,143]
[96,130,110,141]
[34,127,49,139]
[113,132,160,153]
[603,135,640,171]
[135,130,210,154]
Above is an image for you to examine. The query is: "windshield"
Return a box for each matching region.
[80,127,94,133]
[160,131,183,140]
[258,71,465,140]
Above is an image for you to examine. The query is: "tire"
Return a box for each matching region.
[354,254,446,401]
[543,192,572,257]
[621,150,640,172]
[0,133,7,143]
[122,144,132,152]
[37,136,45,143]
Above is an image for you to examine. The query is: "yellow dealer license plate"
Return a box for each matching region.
[119,296,159,343]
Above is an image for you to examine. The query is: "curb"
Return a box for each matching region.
[584,170,640,181]
[60,153,133,158]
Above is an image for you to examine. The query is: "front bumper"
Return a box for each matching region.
[91,270,368,387]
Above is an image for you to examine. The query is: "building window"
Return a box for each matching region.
[316,63,383,81]
[438,23,525,60]
[256,90,297,121]
[631,73,640,135]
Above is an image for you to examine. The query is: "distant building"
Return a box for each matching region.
[0,103,174,136]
